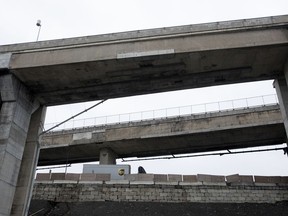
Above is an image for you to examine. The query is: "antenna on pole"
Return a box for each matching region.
[36,20,42,41]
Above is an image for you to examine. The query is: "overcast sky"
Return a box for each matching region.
[1,0,288,176]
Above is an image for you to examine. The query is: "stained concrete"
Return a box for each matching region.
[0,75,34,215]
[1,15,288,215]
[0,15,287,105]
[39,105,285,166]
[11,106,46,216]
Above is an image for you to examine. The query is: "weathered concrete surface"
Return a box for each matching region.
[274,62,288,138]
[1,15,288,105]
[0,74,45,216]
[11,106,46,216]
[39,105,286,165]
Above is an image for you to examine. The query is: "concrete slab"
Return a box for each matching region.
[281,176,288,184]
[155,181,179,185]
[129,181,154,185]
[153,174,168,182]
[254,176,281,184]
[0,16,286,106]
[39,105,285,166]
[183,175,197,182]
[80,173,96,181]
[202,182,227,186]
[78,181,103,184]
[95,174,111,181]
[65,173,80,181]
[197,174,225,183]
[53,180,78,184]
[50,173,66,181]
[168,174,182,182]
[179,182,203,186]
[36,173,51,181]
[105,180,129,185]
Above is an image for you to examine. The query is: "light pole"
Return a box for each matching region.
[36,20,42,41]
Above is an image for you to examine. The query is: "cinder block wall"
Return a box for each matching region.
[32,173,288,203]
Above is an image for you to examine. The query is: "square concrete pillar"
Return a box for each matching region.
[0,74,42,216]
[274,61,288,138]
[11,106,46,216]
[99,148,117,165]
[274,75,288,138]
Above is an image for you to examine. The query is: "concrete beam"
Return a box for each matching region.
[0,53,11,71]
[39,105,285,166]
[1,15,288,105]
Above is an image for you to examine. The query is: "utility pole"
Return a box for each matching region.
[36,20,42,41]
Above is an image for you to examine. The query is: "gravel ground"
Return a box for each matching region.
[29,200,288,216]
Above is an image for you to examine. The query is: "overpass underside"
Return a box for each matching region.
[1,17,288,105]
[39,105,286,165]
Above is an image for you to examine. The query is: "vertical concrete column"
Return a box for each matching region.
[0,74,35,215]
[274,62,288,137]
[274,79,288,134]
[11,106,46,216]
[99,148,117,165]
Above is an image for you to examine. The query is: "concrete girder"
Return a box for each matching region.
[0,15,287,105]
[39,105,285,166]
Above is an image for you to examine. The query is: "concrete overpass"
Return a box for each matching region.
[0,16,288,105]
[39,104,285,166]
[1,15,288,215]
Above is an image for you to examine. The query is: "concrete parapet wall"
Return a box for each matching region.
[32,181,288,204]
[36,173,288,185]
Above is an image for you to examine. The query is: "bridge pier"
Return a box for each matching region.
[274,62,288,140]
[0,74,46,216]
[99,148,117,165]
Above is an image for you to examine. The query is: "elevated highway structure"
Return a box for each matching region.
[1,15,288,215]
[1,15,288,105]
[39,104,286,166]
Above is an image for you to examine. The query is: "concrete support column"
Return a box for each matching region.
[99,148,117,165]
[0,74,37,215]
[11,106,46,216]
[274,79,288,135]
[274,62,288,138]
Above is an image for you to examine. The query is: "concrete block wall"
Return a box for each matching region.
[33,173,288,204]
[36,173,111,182]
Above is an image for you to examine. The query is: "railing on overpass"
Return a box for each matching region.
[44,94,278,131]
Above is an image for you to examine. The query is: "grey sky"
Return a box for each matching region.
[1,0,288,175]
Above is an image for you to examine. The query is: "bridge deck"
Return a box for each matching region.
[1,15,288,105]
[39,105,285,165]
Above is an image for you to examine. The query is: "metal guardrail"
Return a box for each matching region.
[44,94,278,131]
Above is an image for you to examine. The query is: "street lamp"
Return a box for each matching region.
[36,20,42,41]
